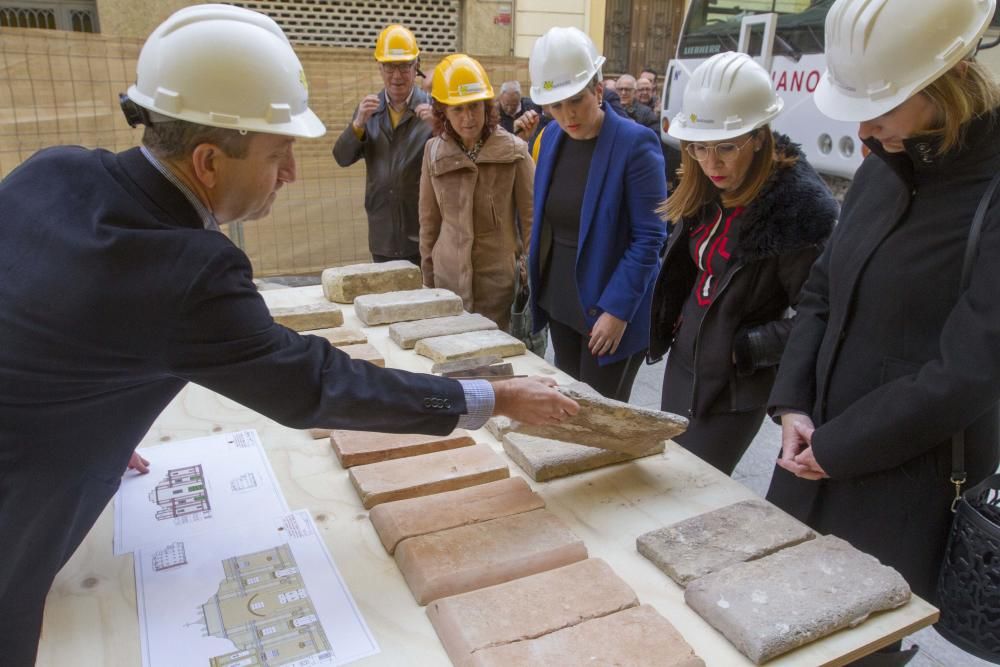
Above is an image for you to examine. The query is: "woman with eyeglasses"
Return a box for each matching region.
[648,52,837,474]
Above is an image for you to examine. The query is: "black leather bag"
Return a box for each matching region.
[936,170,1000,664]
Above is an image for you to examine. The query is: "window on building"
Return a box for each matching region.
[0,0,98,32]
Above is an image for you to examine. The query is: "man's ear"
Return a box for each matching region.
[189,143,222,189]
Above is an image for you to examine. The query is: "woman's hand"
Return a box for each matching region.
[125,451,150,475]
[775,413,828,480]
[588,312,627,356]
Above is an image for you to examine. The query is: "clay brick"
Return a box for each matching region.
[354,288,463,326]
[270,302,344,331]
[685,535,911,664]
[415,329,526,363]
[469,604,705,667]
[308,428,332,440]
[339,342,385,367]
[331,429,474,468]
[637,499,815,586]
[427,558,638,667]
[369,477,544,553]
[510,387,688,455]
[395,509,587,605]
[321,260,422,303]
[503,432,664,481]
[389,312,498,349]
[348,444,509,509]
[306,326,367,347]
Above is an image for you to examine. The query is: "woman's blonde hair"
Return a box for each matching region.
[919,57,1000,155]
[659,127,796,222]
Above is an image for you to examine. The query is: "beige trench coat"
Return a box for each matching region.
[419,127,534,330]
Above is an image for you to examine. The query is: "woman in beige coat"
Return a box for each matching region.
[420,54,533,330]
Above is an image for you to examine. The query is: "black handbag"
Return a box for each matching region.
[936,170,1000,663]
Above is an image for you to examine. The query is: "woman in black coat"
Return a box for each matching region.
[649,52,837,474]
[767,0,1000,608]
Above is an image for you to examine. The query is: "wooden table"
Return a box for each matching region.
[38,285,937,666]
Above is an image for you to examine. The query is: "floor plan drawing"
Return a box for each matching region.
[135,510,378,667]
[150,465,211,522]
[115,430,288,555]
[202,544,333,667]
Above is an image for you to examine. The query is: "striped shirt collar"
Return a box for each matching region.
[139,145,220,232]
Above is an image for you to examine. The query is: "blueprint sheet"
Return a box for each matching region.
[135,510,379,667]
[114,429,287,555]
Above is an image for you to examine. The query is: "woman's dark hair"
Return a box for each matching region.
[431,98,500,144]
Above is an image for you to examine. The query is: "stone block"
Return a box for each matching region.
[502,432,664,482]
[415,329,526,363]
[354,288,463,326]
[389,312,498,349]
[306,326,367,347]
[510,387,688,456]
[637,499,816,586]
[469,604,705,667]
[684,535,911,664]
[339,343,385,367]
[484,416,513,440]
[369,477,544,553]
[308,428,331,440]
[348,444,509,509]
[331,429,475,468]
[427,558,639,667]
[270,302,344,331]
[395,508,587,605]
[321,260,422,303]
[432,354,503,374]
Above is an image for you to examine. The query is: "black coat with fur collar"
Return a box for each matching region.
[648,137,838,417]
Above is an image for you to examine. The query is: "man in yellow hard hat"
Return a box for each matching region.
[334,24,433,265]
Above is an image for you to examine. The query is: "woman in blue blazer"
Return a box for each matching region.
[527,27,668,400]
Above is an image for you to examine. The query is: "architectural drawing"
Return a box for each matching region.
[230,472,259,492]
[152,542,188,572]
[149,464,211,522]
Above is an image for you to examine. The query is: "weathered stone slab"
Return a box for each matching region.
[270,302,344,331]
[331,429,475,468]
[427,558,639,667]
[432,354,503,374]
[510,387,688,455]
[469,604,705,667]
[321,260,422,303]
[395,508,587,605]
[503,432,664,482]
[353,288,463,326]
[637,499,816,586]
[443,363,515,379]
[415,329,526,363]
[389,312,498,349]
[339,342,385,367]
[685,535,911,664]
[348,444,509,509]
[484,416,513,440]
[306,325,367,347]
[369,477,544,554]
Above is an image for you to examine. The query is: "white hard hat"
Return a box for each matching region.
[126,4,325,138]
[816,0,996,122]
[529,27,606,106]
[669,52,784,142]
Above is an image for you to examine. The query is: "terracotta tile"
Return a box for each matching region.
[332,429,474,468]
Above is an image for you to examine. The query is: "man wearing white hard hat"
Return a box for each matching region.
[649,52,836,476]
[527,27,667,401]
[0,7,576,662]
[766,0,1000,659]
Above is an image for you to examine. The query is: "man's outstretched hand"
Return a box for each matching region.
[492,376,579,425]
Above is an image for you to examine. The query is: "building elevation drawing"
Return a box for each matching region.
[148,464,211,521]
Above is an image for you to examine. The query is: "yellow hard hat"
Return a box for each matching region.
[431,54,494,105]
[375,24,419,62]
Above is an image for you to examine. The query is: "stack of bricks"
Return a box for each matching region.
[327,426,704,666]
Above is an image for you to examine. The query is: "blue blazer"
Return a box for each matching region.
[530,103,668,365]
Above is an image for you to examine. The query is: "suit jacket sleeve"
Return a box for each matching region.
[811,211,1000,478]
[418,143,441,286]
[164,245,466,434]
[596,129,668,322]
[333,108,365,167]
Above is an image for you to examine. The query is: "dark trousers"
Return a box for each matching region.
[548,318,644,402]
[372,253,421,266]
[660,357,766,475]
[0,457,123,666]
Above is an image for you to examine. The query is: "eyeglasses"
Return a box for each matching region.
[685,135,755,162]
[381,62,415,74]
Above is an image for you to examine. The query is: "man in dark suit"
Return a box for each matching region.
[0,7,577,665]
